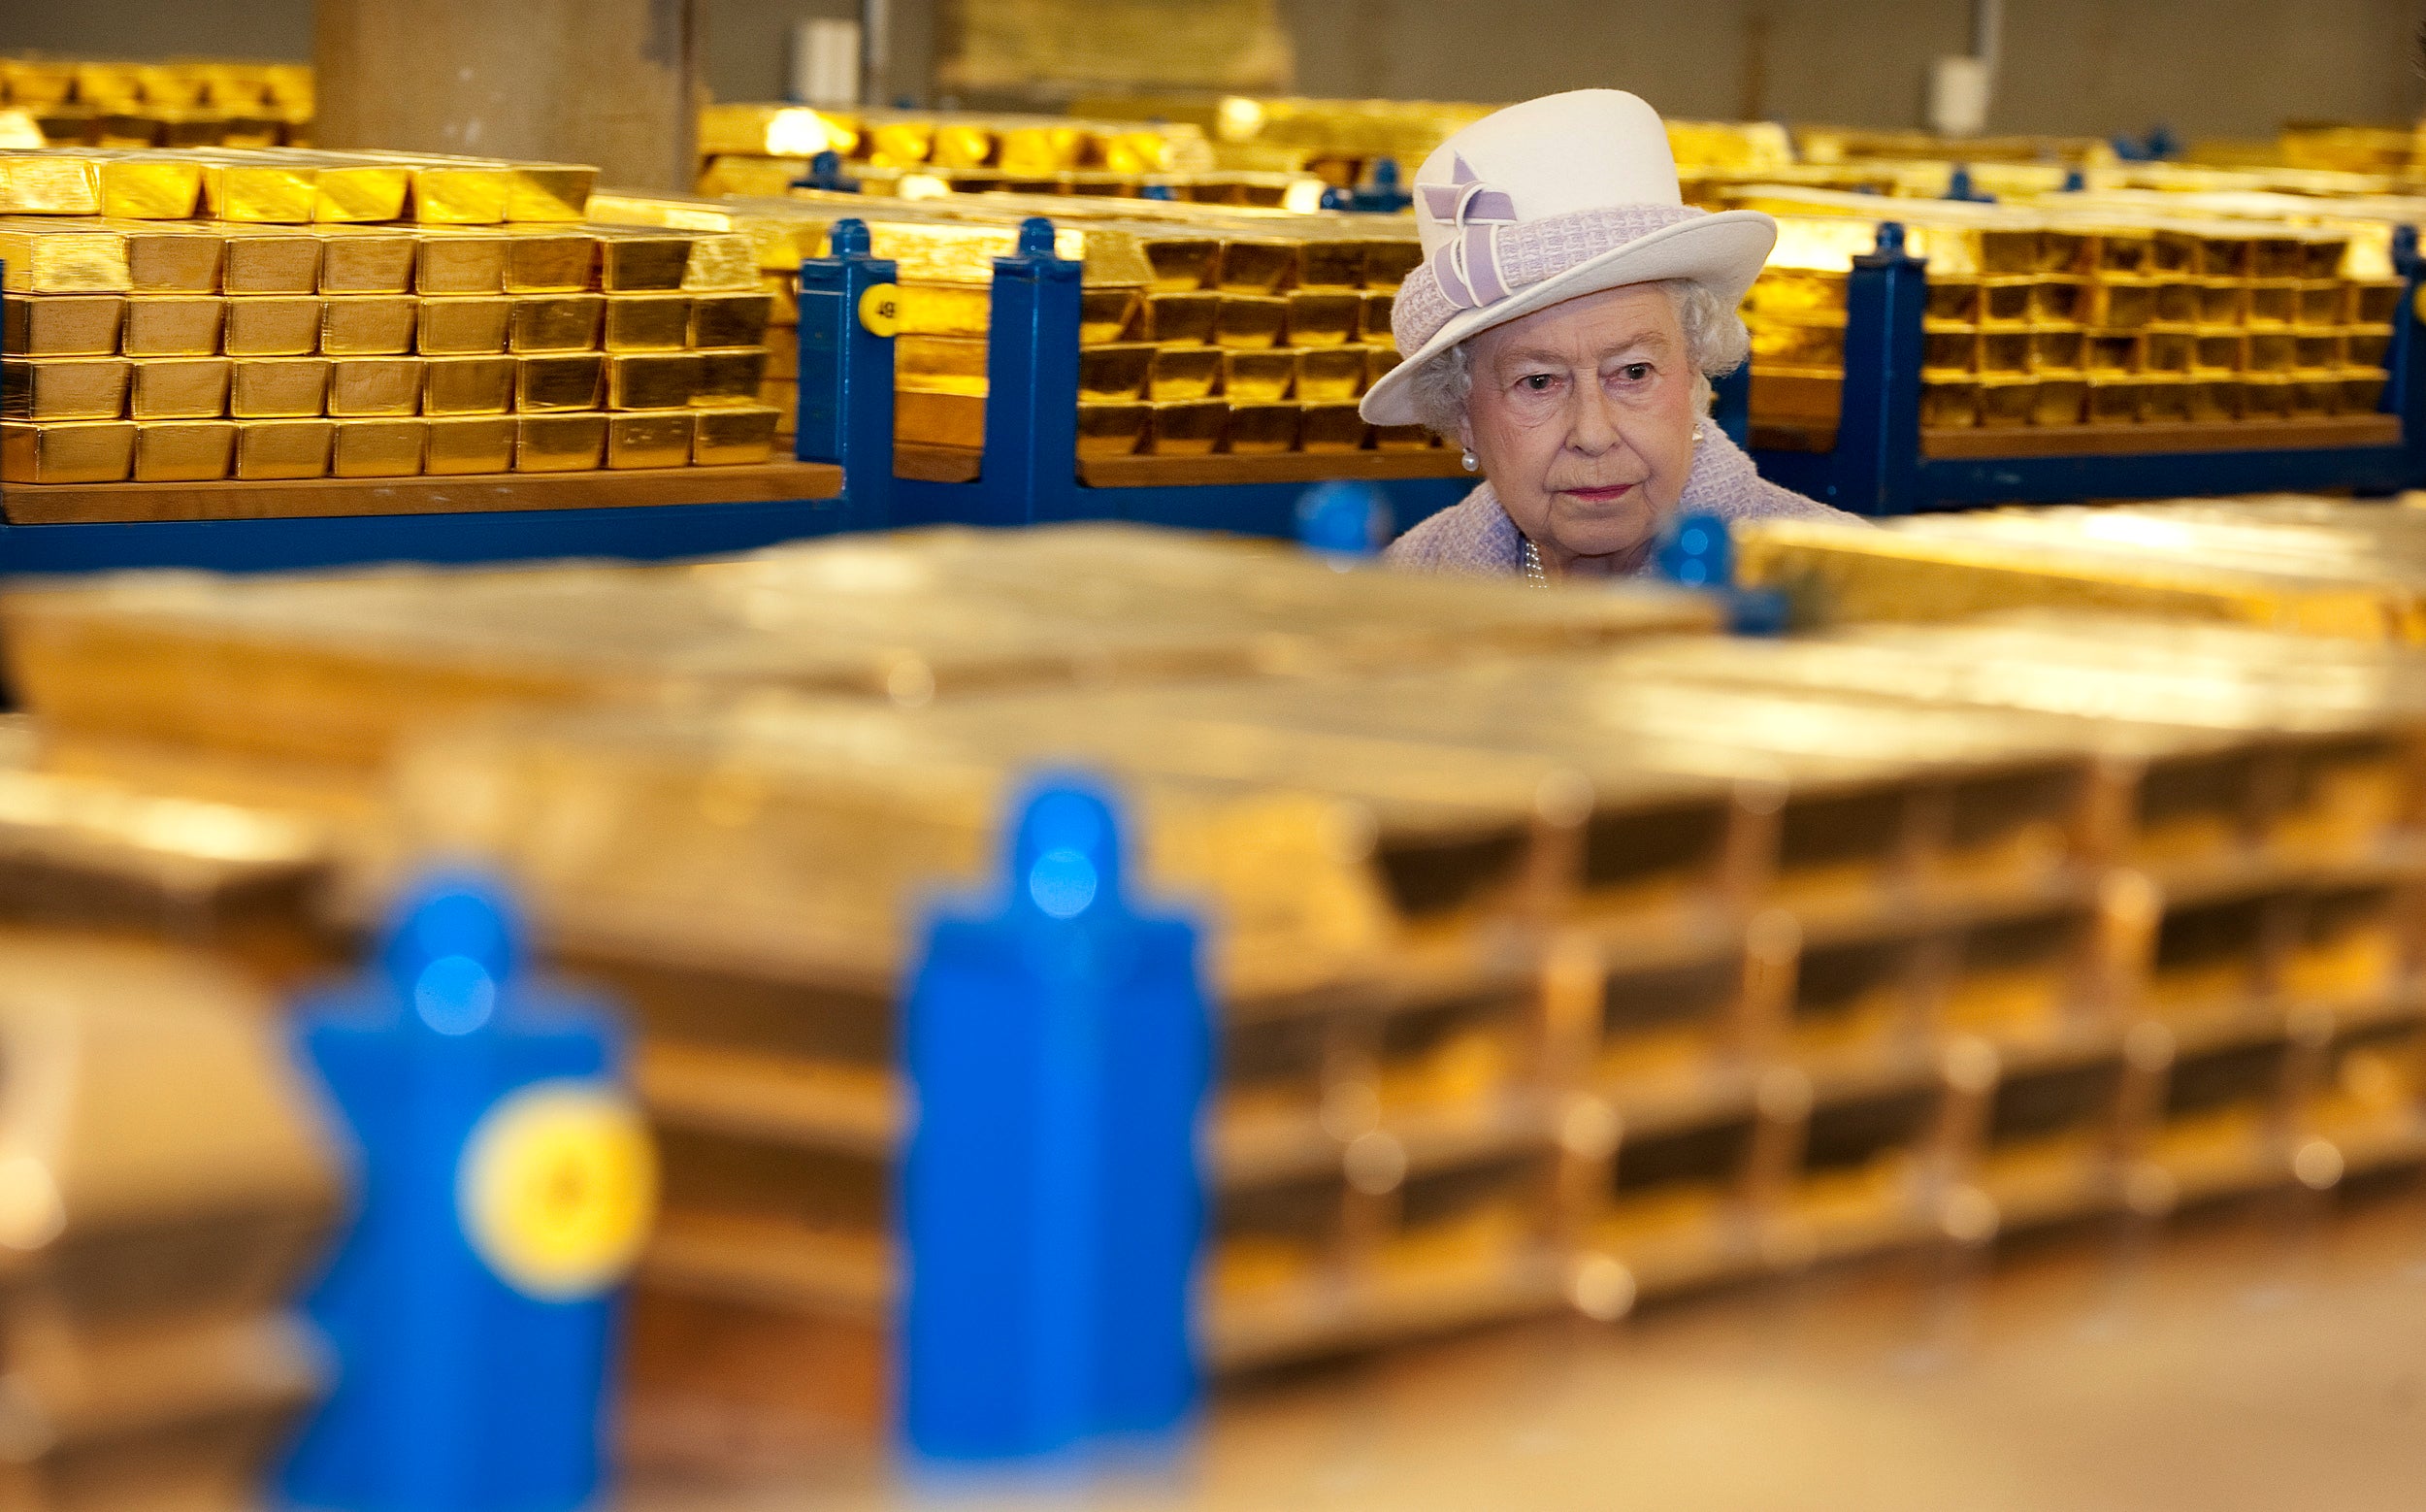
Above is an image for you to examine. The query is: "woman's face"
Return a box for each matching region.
[1460,283,1701,575]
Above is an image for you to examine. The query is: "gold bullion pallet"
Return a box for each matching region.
[1726,217,2423,514]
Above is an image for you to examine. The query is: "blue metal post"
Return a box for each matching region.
[1827,221,1928,515]
[901,776,1210,1464]
[279,874,651,1512]
[978,217,1087,526]
[1295,479,1391,556]
[798,217,900,532]
[1710,363,1752,449]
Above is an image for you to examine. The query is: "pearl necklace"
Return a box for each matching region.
[1522,538,1548,585]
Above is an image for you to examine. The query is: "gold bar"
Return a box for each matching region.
[504,231,598,292]
[410,164,513,224]
[0,223,131,292]
[508,295,605,353]
[1228,401,1299,454]
[2032,376,2085,425]
[1,294,124,357]
[693,406,778,465]
[1286,290,1360,347]
[425,414,515,473]
[319,229,417,294]
[605,410,692,468]
[516,354,604,411]
[1,357,130,420]
[688,292,772,349]
[123,296,225,357]
[327,357,422,417]
[332,417,426,477]
[2141,372,2193,423]
[1146,399,1225,455]
[423,355,516,415]
[1300,400,1367,451]
[896,388,985,447]
[308,162,411,223]
[1223,350,1295,403]
[1214,294,1288,349]
[2186,377,2239,423]
[1147,346,1221,401]
[1295,240,1366,289]
[595,231,694,292]
[1361,290,1394,344]
[1075,399,1146,456]
[98,155,204,218]
[1372,421,1433,450]
[680,233,757,292]
[200,160,317,222]
[1214,240,1293,293]
[0,154,102,215]
[1295,347,1367,403]
[1,418,133,482]
[515,412,606,472]
[1364,241,1423,290]
[129,356,231,418]
[417,297,511,355]
[322,296,416,356]
[1147,291,1218,345]
[604,294,691,351]
[690,349,763,407]
[1921,376,1980,426]
[233,417,332,477]
[122,224,221,293]
[2086,374,2146,424]
[606,352,700,410]
[1079,345,1152,400]
[507,164,596,223]
[132,418,236,480]
[222,230,321,295]
[223,296,320,357]
[1081,287,1141,345]
[230,357,330,418]
[416,231,509,296]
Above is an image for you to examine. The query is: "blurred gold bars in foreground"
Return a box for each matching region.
[0,150,779,485]
[1739,495,2426,639]
[12,517,2426,1432]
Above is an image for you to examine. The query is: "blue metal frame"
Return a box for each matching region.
[857,217,1474,540]
[0,256,865,576]
[1750,221,2426,516]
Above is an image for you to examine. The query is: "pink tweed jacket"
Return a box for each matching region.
[1384,427,1861,575]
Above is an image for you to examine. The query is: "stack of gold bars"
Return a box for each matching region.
[6,514,2426,1441]
[1,146,781,486]
[0,715,343,1506]
[1721,185,2402,435]
[1,54,312,148]
[695,103,1326,208]
[1740,494,2426,638]
[592,186,1430,466]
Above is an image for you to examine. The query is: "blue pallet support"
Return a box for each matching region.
[1750,220,2426,515]
[0,255,865,576]
[863,216,1475,539]
[280,873,652,1512]
[901,775,1210,1465]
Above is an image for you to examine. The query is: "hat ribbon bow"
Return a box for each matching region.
[1418,154,1520,309]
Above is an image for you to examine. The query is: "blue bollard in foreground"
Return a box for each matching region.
[1295,478,1393,558]
[279,874,655,1512]
[901,776,1212,1465]
[1656,510,1789,635]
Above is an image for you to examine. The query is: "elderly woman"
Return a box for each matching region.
[1362,90,1858,579]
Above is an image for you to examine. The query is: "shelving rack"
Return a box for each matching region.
[1745,222,2426,515]
[802,217,1477,541]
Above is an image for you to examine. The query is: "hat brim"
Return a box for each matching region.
[1360,209,1778,428]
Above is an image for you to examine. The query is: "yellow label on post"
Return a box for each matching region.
[457,1080,657,1300]
[858,282,902,338]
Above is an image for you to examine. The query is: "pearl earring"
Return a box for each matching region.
[1460,449,1478,472]
[1691,425,1706,443]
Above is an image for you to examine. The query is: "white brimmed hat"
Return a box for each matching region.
[1360,89,1777,428]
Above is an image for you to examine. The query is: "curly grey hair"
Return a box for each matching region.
[1402,279,1751,441]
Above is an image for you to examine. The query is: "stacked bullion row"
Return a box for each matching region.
[1719,186,2404,436]
[598,187,1434,465]
[0,148,780,484]
[693,104,1325,208]
[10,520,2426,1434]
[0,55,312,149]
